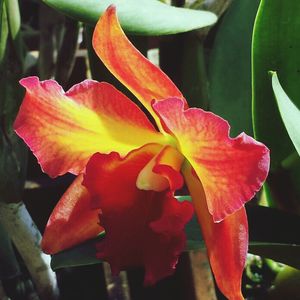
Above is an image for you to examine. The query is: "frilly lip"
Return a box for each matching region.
[83,144,193,285]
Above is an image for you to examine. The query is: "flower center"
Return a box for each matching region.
[136,145,184,192]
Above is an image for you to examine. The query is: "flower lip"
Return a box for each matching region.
[82,143,194,285]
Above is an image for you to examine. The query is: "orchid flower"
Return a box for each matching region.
[14,6,269,300]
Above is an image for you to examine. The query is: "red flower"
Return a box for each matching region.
[14,6,269,299]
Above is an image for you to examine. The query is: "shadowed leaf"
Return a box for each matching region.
[42,0,217,36]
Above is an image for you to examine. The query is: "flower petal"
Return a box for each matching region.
[153,97,270,222]
[14,77,165,177]
[182,162,247,300]
[42,174,103,254]
[92,6,186,127]
[83,144,193,285]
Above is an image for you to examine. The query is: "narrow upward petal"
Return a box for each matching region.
[14,77,165,177]
[183,162,247,300]
[83,144,193,285]
[42,175,103,254]
[153,98,270,222]
[92,6,186,128]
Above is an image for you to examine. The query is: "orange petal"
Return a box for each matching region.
[83,144,193,285]
[183,162,247,300]
[42,174,103,254]
[14,77,166,177]
[153,98,270,222]
[92,6,186,128]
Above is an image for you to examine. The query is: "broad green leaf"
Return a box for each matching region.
[208,0,260,136]
[271,72,300,156]
[51,204,300,271]
[269,266,300,299]
[252,0,300,211]
[249,243,300,270]
[4,0,20,40]
[54,18,79,85]
[42,0,217,36]
[246,205,300,245]
[181,33,209,109]
[0,0,8,66]
[4,0,24,67]
[252,0,300,170]
[0,0,27,203]
[50,235,103,270]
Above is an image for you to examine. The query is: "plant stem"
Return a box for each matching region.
[0,202,59,300]
[0,280,9,300]
[189,249,217,300]
[55,18,79,87]
[103,262,131,300]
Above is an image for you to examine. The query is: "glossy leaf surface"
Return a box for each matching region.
[249,243,300,270]
[42,0,217,36]
[209,0,259,136]
[271,72,300,156]
[0,0,27,203]
[252,0,300,169]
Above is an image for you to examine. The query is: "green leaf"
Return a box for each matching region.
[50,236,103,270]
[208,0,260,136]
[247,205,300,245]
[4,0,24,67]
[271,72,300,156]
[269,266,300,299]
[181,33,209,109]
[249,243,300,270]
[252,0,300,170]
[51,204,300,271]
[0,0,27,203]
[4,0,20,40]
[42,0,217,36]
[0,0,8,67]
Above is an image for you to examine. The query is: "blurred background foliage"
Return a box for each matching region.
[0,0,300,299]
